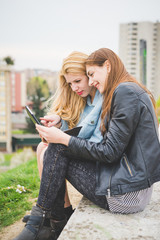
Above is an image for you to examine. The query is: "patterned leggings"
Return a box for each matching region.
[37,143,108,217]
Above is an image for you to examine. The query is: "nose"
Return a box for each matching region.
[71,84,78,92]
[88,77,94,86]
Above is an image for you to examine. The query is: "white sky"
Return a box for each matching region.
[0,0,160,71]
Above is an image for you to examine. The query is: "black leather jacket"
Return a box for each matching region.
[67,82,160,197]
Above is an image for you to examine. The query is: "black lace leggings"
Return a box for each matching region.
[37,143,108,218]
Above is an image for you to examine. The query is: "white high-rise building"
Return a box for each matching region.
[119,21,160,100]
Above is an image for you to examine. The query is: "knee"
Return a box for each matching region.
[36,142,48,160]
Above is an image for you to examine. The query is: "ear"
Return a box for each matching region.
[104,60,111,73]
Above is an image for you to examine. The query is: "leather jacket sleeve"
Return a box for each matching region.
[67,84,140,164]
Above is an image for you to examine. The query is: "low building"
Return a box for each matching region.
[12,134,41,151]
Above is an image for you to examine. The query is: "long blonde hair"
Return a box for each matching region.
[48,51,88,129]
[86,48,157,134]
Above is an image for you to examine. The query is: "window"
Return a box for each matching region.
[0,102,5,107]
[0,92,5,97]
[0,81,5,86]
[0,112,5,116]
[0,131,5,136]
[0,121,6,126]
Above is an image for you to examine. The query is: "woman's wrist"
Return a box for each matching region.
[55,117,62,128]
[57,116,62,124]
[61,133,71,146]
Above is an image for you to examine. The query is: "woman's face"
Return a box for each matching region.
[65,73,92,97]
[86,62,110,94]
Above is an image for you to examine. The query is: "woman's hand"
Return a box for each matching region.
[36,124,71,146]
[40,114,61,128]
[39,133,48,144]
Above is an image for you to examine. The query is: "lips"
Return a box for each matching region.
[77,91,83,95]
[94,83,99,89]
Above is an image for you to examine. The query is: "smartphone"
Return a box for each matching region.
[25,106,41,125]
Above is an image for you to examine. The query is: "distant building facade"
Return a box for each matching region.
[119,21,160,100]
[11,71,27,112]
[0,66,12,152]
[0,65,58,152]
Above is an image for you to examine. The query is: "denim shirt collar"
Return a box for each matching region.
[87,90,101,107]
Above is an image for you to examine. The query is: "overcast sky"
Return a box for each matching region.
[0,0,160,71]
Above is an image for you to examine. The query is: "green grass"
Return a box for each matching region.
[0,150,27,167]
[0,158,40,230]
[12,129,31,134]
[0,153,12,166]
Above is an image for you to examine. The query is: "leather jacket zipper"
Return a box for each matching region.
[107,188,111,198]
[107,168,114,198]
[124,155,133,176]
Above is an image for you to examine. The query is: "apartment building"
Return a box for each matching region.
[0,66,12,152]
[119,21,160,100]
[11,71,26,112]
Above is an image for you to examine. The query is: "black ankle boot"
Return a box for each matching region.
[13,206,55,240]
[22,215,30,223]
[64,205,75,220]
[50,217,67,239]
[22,215,50,227]
[22,205,75,223]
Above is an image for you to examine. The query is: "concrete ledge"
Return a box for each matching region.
[59,182,160,240]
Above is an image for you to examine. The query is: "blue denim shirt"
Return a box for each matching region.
[61,90,103,143]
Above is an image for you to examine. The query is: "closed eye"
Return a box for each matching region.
[87,71,94,77]
[75,80,81,83]
[67,79,80,87]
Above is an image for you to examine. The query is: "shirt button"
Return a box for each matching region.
[91,120,94,124]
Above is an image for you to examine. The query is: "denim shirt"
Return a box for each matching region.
[61,90,103,143]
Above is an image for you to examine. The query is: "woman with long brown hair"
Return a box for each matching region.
[14,48,160,240]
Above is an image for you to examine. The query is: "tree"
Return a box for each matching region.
[3,56,15,65]
[26,77,51,133]
[156,96,160,123]
[27,77,50,99]
[156,96,160,108]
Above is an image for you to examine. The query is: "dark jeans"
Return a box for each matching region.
[37,143,108,217]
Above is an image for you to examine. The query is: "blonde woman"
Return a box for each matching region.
[21,51,103,237]
[37,51,102,179]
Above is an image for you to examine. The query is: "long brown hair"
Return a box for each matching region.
[86,48,157,134]
[48,51,88,129]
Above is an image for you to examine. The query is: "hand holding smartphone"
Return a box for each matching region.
[25,106,48,143]
[25,105,82,138]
